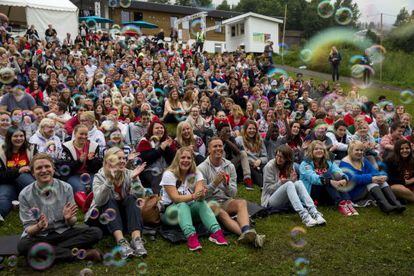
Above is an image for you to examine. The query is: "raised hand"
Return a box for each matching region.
[63,202,78,221]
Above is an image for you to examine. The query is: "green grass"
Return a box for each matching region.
[1,186,413,275]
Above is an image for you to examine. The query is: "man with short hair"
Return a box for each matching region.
[380,122,407,159]
[0,85,36,112]
[197,137,265,248]
[17,153,102,263]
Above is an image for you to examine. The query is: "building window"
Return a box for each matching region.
[240,23,245,35]
[215,21,222,33]
[170,17,177,28]
[231,25,236,37]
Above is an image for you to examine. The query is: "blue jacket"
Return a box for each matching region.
[299,159,344,194]
[339,158,386,200]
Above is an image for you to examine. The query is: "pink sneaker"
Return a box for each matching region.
[209,229,228,246]
[187,233,202,251]
[338,200,352,217]
[346,200,359,216]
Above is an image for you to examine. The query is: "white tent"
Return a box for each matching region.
[0,0,78,41]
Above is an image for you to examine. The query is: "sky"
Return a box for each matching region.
[211,0,414,25]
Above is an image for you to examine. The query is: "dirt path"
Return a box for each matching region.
[276,64,405,92]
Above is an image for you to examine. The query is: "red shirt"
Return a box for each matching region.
[74,141,90,174]
[7,151,29,168]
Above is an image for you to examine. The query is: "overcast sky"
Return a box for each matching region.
[212,0,414,25]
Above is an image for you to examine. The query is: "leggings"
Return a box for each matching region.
[162,201,221,238]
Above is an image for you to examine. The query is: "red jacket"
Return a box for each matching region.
[64,115,80,135]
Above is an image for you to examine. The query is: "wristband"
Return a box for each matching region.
[191,193,195,200]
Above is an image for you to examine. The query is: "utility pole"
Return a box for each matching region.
[281,2,287,65]
[380,12,383,81]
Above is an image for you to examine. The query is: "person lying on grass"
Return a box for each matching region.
[86,147,148,259]
[17,153,102,266]
[262,145,326,227]
[159,146,228,251]
[198,137,265,248]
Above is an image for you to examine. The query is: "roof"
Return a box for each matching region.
[129,1,241,19]
[222,12,283,25]
[0,0,78,12]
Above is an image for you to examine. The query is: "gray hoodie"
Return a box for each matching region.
[84,168,145,221]
[197,157,237,202]
[261,159,283,207]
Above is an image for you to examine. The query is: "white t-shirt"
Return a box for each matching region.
[160,170,203,206]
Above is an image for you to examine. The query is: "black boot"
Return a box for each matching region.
[382,186,406,213]
[369,186,397,214]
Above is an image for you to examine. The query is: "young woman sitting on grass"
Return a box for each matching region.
[262,145,326,227]
[159,147,228,251]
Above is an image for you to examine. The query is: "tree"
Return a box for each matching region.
[148,0,170,3]
[175,0,212,7]
[394,7,410,26]
[216,0,231,11]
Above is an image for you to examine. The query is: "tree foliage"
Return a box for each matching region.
[216,0,231,11]
[394,7,411,27]
[175,0,213,7]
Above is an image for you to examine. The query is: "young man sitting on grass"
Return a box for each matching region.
[198,137,265,248]
[17,153,103,265]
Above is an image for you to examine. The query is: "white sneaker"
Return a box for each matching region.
[301,214,318,227]
[311,212,326,225]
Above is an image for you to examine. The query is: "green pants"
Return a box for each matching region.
[162,201,221,238]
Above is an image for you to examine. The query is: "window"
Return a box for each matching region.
[231,25,236,37]
[240,23,245,35]
[215,21,222,33]
[170,17,178,28]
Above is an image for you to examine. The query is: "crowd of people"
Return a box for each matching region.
[0,21,413,268]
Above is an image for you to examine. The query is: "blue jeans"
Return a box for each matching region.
[0,173,35,217]
[267,180,317,217]
[67,174,94,194]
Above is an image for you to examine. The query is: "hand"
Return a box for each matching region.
[87,152,95,160]
[127,152,139,161]
[132,162,146,179]
[19,166,31,173]
[330,145,337,152]
[213,172,226,187]
[63,202,77,221]
[37,214,48,230]
[254,159,261,168]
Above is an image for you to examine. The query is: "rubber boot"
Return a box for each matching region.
[382,186,406,213]
[369,186,397,214]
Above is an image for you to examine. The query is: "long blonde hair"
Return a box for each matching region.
[167,147,197,182]
[242,120,262,153]
[176,121,195,147]
[103,147,125,185]
[305,140,330,169]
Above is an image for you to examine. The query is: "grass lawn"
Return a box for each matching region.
[1,186,413,275]
[1,76,413,275]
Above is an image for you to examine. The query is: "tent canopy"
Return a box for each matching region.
[79,16,114,24]
[0,0,78,40]
[122,21,158,29]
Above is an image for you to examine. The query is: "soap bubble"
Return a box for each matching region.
[149,98,159,108]
[99,213,111,225]
[207,200,221,216]
[86,19,97,30]
[164,205,179,225]
[103,252,113,266]
[79,268,94,276]
[58,164,71,177]
[28,242,55,271]
[77,249,87,260]
[121,25,141,37]
[151,167,163,176]
[30,207,41,220]
[119,0,132,8]
[104,208,117,222]
[108,0,118,8]
[90,208,100,220]
[278,42,289,56]
[71,248,79,256]
[111,246,127,267]
[80,173,91,185]
[190,19,203,36]
[267,67,289,80]
[366,45,386,64]
[349,55,367,65]
[350,64,375,89]
[335,7,353,25]
[399,90,414,104]
[289,226,307,248]
[40,186,58,205]
[299,49,312,63]
[7,255,17,267]
[137,262,148,274]
[294,257,310,275]
[317,0,335,18]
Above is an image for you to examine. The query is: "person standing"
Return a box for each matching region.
[45,24,57,43]
[195,30,205,53]
[328,46,341,82]
[264,41,274,64]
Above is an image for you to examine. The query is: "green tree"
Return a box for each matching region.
[216,0,231,11]
[175,0,213,7]
[148,0,170,4]
[394,7,410,26]
[175,0,192,6]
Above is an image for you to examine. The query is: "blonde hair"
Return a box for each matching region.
[305,140,330,168]
[80,111,95,122]
[39,118,55,129]
[103,147,125,184]
[167,147,197,181]
[176,121,195,147]
[347,140,364,156]
[231,105,244,118]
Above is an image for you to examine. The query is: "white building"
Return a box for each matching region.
[222,12,283,53]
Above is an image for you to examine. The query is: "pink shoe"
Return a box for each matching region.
[209,229,228,246]
[187,233,202,251]
[346,200,359,216]
[338,200,352,217]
